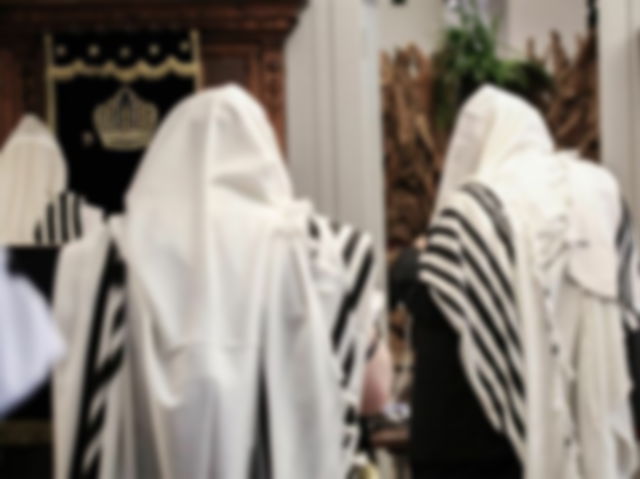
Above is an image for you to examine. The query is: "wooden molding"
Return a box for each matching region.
[0,1,305,37]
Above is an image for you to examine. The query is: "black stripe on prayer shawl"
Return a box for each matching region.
[419,188,527,451]
[617,201,631,249]
[421,261,525,437]
[425,286,509,434]
[250,369,273,479]
[60,191,70,242]
[342,345,356,387]
[440,209,515,301]
[459,241,521,352]
[332,249,374,350]
[462,183,514,262]
[69,244,126,479]
[308,217,320,240]
[74,194,83,237]
[35,223,44,245]
[342,230,360,264]
[33,192,87,246]
[46,202,56,244]
[427,212,521,353]
[307,216,378,470]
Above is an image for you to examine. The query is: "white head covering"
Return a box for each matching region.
[435,85,554,213]
[0,115,67,244]
[114,85,345,478]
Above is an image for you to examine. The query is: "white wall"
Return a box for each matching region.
[599,0,640,225]
[286,0,387,279]
[503,0,587,56]
[378,0,444,53]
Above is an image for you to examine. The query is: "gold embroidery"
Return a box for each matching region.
[93,87,159,151]
[88,44,100,58]
[55,44,67,57]
[45,29,202,138]
[119,46,132,59]
[179,40,190,53]
[47,56,200,83]
[148,43,161,57]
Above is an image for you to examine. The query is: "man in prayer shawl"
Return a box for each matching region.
[53,84,391,479]
[398,85,639,479]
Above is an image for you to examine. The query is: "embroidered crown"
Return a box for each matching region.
[93,87,159,151]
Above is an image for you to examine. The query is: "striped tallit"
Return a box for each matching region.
[53,226,130,479]
[420,85,640,478]
[54,86,381,479]
[68,243,126,479]
[0,114,67,244]
[54,216,378,479]
[34,192,104,246]
[308,215,378,466]
[419,183,526,458]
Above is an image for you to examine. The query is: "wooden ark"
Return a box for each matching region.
[0,0,307,146]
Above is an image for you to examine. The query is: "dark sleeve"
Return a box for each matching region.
[388,247,422,311]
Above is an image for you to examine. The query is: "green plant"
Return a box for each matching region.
[434,1,553,131]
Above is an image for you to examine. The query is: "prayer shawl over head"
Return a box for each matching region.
[420,85,640,479]
[0,115,67,244]
[53,85,379,479]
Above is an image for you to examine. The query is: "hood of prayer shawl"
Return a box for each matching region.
[116,85,344,478]
[123,84,296,349]
[435,85,553,215]
[438,86,619,300]
[0,115,68,244]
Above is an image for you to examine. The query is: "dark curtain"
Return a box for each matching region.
[47,30,200,212]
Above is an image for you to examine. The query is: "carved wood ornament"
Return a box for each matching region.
[0,0,306,146]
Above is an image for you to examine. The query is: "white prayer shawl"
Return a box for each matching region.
[53,85,377,479]
[0,115,67,244]
[423,85,639,479]
[0,249,64,416]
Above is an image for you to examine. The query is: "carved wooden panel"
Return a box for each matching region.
[0,0,305,147]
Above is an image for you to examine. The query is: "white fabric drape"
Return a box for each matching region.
[118,85,346,478]
[54,85,377,479]
[0,249,64,416]
[0,115,67,244]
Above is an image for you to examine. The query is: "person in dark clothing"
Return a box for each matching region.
[390,246,522,479]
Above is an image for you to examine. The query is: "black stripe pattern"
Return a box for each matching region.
[418,183,526,459]
[308,215,377,468]
[34,192,88,245]
[69,243,126,479]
